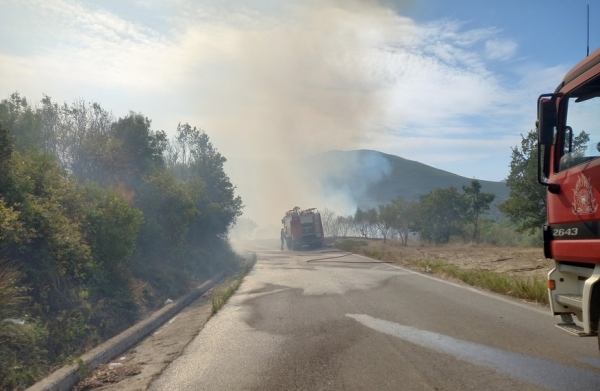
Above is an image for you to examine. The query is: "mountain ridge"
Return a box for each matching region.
[300,149,509,213]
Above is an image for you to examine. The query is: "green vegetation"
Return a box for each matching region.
[211,254,256,315]
[0,261,48,389]
[323,179,501,245]
[499,129,588,234]
[0,93,244,390]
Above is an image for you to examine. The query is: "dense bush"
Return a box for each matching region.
[0,93,244,389]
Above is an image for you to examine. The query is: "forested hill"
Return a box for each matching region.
[300,149,509,210]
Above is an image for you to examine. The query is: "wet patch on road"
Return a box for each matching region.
[347,314,600,391]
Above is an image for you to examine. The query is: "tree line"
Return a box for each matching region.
[0,92,243,389]
[322,180,496,244]
[323,126,589,247]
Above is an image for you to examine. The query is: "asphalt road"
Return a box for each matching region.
[150,242,600,390]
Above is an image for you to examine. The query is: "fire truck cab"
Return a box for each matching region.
[538,47,600,346]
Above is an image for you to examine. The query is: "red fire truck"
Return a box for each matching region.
[282,207,324,250]
[538,47,600,347]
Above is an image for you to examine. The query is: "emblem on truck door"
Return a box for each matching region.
[572,173,598,215]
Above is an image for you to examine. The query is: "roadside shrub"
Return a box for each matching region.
[0,94,246,389]
[479,220,523,247]
[479,220,542,248]
[0,262,49,390]
[519,231,543,247]
[0,320,49,390]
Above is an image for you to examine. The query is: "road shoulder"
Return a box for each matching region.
[74,293,214,390]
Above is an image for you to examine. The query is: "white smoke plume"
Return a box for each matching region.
[199,0,411,231]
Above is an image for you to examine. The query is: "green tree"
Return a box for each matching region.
[499,129,588,234]
[363,208,381,240]
[353,208,369,237]
[419,187,467,243]
[462,180,495,242]
[372,204,397,243]
[336,215,353,237]
[0,93,43,152]
[135,171,200,253]
[0,121,15,198]
[82,184,143,274]
[111,113,167,185]
[386,196,420,245]
[170,124,243,236]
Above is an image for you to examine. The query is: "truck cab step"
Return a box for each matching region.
[556,294,583,309]
[556,322,595,337]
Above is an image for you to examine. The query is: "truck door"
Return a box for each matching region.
[548,88,600,263]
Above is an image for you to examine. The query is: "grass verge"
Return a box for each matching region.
[336,241,548,305]
[411,258,548,305]
[211,253,256,315]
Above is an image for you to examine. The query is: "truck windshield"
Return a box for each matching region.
[559,96,598,171]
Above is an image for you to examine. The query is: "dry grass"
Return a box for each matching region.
[336,239,549,305]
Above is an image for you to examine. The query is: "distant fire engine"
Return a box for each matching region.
[282,207,324,250]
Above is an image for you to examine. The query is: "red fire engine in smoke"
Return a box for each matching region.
[281,207,324,250]
[538,46,600,348]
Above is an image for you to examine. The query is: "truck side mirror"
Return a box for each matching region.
[536,94,561,194]
[538,97,556,146]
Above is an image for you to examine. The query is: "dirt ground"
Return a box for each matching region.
[342,238,552,280]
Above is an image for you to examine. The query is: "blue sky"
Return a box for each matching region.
[406,1,594,64]
[0,0,597,186]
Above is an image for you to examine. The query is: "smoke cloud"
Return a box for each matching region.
[3,0,566,219]
[190,0,410,230]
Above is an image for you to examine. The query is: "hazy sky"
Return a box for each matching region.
[0,0,596,185]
